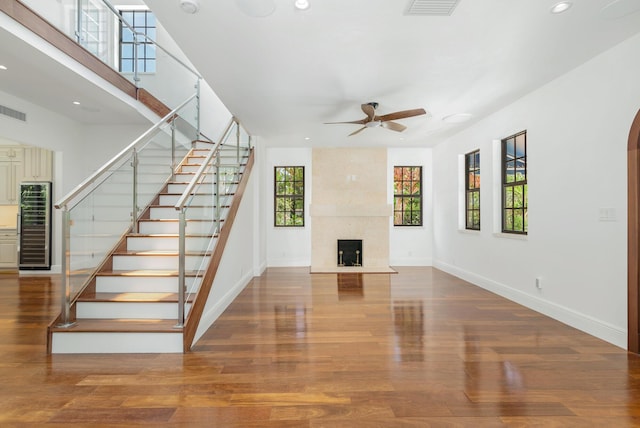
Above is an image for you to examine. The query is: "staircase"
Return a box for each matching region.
[48,141,252,353]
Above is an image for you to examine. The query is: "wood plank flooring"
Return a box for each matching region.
[2,267,640,426]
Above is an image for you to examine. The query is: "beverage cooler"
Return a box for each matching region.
[18,182,51,270]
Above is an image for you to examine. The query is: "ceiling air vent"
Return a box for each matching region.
[405,0,461,16]
[0,105,26,122]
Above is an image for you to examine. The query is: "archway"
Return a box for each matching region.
[627,109,640,353]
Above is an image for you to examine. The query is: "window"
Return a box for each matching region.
[465,150,480,230]
[394,166,422,226]
[119,9,156,73]
[274,166,304,227]
[502,131,527,234]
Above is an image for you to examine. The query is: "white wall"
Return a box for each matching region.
[265,147,312,266]
[388,148,433,266]
[432,33,640,349]
[193,157,260,344]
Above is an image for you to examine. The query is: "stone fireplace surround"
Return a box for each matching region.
[310,148,395,273]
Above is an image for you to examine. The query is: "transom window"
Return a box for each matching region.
[274,166,304,227]
[393,166,422,226]
[502,131,527,234]
[119,9,156,73]
[465,150,480,230]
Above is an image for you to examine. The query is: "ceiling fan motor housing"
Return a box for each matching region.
[367,102,379,109]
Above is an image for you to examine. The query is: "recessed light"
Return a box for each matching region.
[304,137,310,140]
[550,1,572,14]
[442,113,473,123]
[0,65,7,70]
[72,101,81,105]
[294,0,310,10]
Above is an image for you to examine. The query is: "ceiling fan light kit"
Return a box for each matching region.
[325,102,426,136]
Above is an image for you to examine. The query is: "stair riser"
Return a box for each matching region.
[112,255,210,270]
[95,276,202,293]
[166,183,215,194]
[51,332,183,353]
[76,301,192,319]
[174,173,214,184]
[150,207,220,220]
[138,221,216,235]
[127,236,213,252]
[159,194,215,205]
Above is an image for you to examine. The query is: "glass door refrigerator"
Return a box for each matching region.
[18,182,51,270]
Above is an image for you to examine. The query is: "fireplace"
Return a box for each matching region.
[337,239,362,266]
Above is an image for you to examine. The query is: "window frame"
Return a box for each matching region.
[465,149,480,231]
[501,131,528,234]
[393,166,423,227]
[118,8,156,74]
[274,166,305,227]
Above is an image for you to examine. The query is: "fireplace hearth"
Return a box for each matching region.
[337,239,362,266]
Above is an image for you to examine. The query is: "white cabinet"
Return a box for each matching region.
[0,229,17,269]
[0,146,52,204]
[22,147,52,181]
[0,159,23,205]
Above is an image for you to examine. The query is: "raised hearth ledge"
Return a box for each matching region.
[310,266,397,274]
[310,204,392,217]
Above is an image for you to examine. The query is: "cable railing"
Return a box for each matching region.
[174,118,252,328]
[54,94,198,327]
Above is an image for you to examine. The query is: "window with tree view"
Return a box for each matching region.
[465,150,480,230]
[502,131,527,234]
[394,166,422,226]
[274,166,304,227]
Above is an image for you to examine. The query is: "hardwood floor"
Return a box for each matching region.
[2,267,640,427]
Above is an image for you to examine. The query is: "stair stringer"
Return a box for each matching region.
[183,149,255,351]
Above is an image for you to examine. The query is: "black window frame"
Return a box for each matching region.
[393,166,423,227]
[465,149,480,230]
[274,166,305,227]
[118,9,156,74]
[502,131,528,234]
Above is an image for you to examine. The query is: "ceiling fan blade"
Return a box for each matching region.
[324,119,367,125]
[361,104,376,121]
[348,126,367,136]
[382,121,407,132]
[376,108,426,122]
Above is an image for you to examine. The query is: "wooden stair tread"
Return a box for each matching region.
[78,292,194,303]
[112,250,211,256]
[50,318,182,333]
[96,269,200,277]
[127,233,214,238]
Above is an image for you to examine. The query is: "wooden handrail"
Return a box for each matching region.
[182,149,255,351]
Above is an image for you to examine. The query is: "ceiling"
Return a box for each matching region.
[144,0,640,147]
[2,0,640,146]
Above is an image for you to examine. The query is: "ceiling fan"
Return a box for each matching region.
[325,102,427,136]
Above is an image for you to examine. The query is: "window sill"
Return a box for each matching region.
[458,228,481,235]
[493,232,528,241]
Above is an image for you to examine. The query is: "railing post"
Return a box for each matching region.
[176,209,186,328]
[132,149,139,233]
[133,32,140,84]
[171,119,176,178]
[75,0,82,44]
[215,153,221,234]
[196,79,201,141]
[235,121,241,165]
[58,208,74,327]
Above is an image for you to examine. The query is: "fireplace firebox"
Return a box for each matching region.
[337,239,362,266]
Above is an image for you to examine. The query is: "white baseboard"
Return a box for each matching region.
[433,260,627,349]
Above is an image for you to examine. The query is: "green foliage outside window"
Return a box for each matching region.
[394,166,422,226]
[274,166,304,227]
[502,131,527,234]
[465,150,480,230]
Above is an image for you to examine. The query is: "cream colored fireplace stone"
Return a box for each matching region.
[310,148,391,271]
